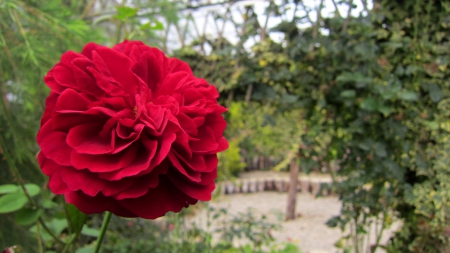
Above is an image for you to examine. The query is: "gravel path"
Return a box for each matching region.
[188,171,399,253]
[190,192,343,253]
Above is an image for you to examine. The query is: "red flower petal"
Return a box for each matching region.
[38,40,228,220]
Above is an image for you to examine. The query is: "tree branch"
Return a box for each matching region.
[342,0,354,33]
[331,0,342,18]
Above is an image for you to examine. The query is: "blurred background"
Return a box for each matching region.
[1,0,450,252]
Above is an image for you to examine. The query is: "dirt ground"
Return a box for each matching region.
[188,172,399,253]
[191,192,343,253]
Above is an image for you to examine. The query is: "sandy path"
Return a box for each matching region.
[190,192,343,253]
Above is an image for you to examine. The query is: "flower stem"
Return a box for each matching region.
[61,234,76,253]
[94,211,112,253]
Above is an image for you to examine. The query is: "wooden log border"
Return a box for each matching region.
[218,177,334,196]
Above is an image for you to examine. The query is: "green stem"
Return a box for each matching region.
[173,213,180,252]
[94,212,112,253]
[36,222,44,253]
[38,217,65,245]
[61,234,77,253]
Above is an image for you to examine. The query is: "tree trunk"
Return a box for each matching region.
[285,157,299,220]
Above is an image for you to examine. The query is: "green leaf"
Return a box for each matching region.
[15,208,43,226]
[326,216,340,228]
[20,184,40,197]
[81,226,100,237]
[378,105,393,115]
[398,91,418,101]
[114,6,138,21]
[340,90,356,98]
[428,84,443,103]
[0,184,19,194]
[336,72,372,87]
[280,94,298,104]
[40,199,58,209]
[360,97,379,111]
[30,218,68,241]
[140,20,164,31]
[358,139,373,151]
[423,121,439,130]
[0,192,28,213]
[374,142,387,157]
[66,204,88,235]
[75,246,95,253]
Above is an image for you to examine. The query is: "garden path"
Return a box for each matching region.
[189,171,398,253]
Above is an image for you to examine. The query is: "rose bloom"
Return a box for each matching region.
[37,41,228,219]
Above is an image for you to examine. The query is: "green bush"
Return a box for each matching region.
[217,139,246,181]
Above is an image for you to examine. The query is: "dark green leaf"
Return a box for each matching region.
[326,216,340,228]
[340,90,356,98]
[378,105,393,115]
[428,84,443,103]
[358,139,373,151]
[280,94,298,104]
[40,199,58,209]
[66,204,88,235]
[374,142,387,157]
[15,208,43,226]
[360,97,379,111]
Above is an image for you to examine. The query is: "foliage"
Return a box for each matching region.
[0,0,101,251]
[96,207,298,253]
[217,138,246,181]
[2,0,450,252]
[175,0,450,252]
[220,102,302,172]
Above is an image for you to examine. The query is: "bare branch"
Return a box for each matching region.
[361,0,369,12]
[331,0,342,18]
[174,23,185,48]
[342,0,354,33]
[80,0,97,19]
[312,0,324,40]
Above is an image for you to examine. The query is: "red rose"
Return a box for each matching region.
[37,41,228,219]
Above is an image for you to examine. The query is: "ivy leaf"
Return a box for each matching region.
[326,216,340,228]
[66,204,88,235]
[280,94,298,104]
[378,105,393,116]
[360,97,379,111]
[428,84,443,103]
[398,91,418,101]
[340,90,356,98]
[374,142,387,157]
